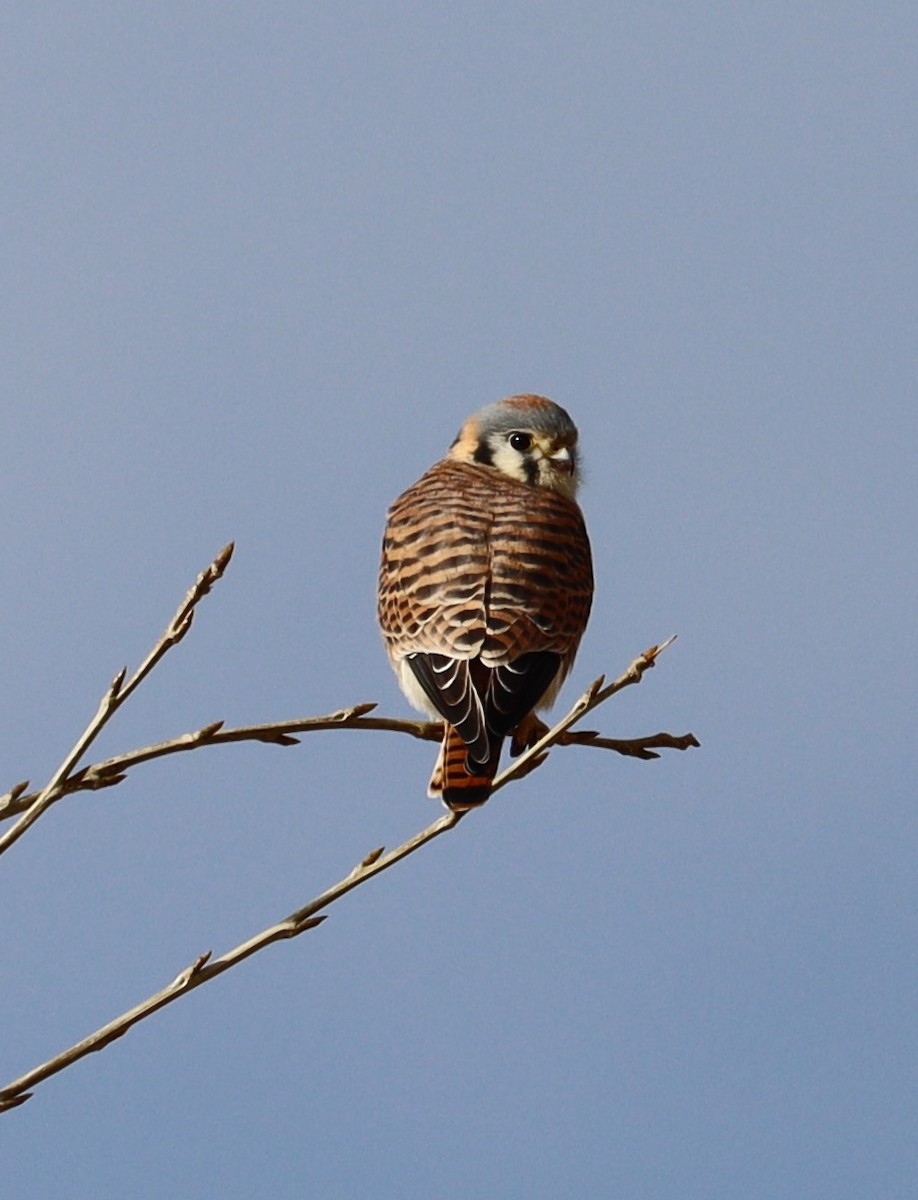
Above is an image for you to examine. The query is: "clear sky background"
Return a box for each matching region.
[1,5,915,1197]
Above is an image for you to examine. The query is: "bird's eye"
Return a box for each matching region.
[508,431,532,452]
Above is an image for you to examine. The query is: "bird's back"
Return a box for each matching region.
[378,458,592,672]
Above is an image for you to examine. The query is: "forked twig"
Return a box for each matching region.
[492,636,682,792]
[1,699,697,824]
[0,636,696,1113]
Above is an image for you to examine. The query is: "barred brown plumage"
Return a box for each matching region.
[378,395,593,810]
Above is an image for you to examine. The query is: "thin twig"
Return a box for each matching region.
[0,707,697,824]
[0,704,427,821]
[0,810,460,1113]
[568,731,701,760]
[492,636,679,792]
[0,545,234,857]
[0,640,696,1113]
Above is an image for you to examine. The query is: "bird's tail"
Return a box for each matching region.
[428,723,502,811]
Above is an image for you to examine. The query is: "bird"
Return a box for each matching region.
[378,394,593,811]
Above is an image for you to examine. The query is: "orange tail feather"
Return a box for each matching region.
[429,724,502,811]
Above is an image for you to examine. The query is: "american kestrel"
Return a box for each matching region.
[378,394,593,811]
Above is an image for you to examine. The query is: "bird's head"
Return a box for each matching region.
[448,394,582,499]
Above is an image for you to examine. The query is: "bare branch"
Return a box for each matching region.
[0,809,460,1113]
[1,694,697,826]
[0,638,697,1112]
[0,544,234,856]
[0,704,431,822]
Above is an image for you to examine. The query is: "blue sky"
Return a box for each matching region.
[1,5,915,1197]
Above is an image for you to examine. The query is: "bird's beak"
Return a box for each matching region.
[548,444,574,474]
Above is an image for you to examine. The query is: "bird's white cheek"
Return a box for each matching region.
[490,443,529,483]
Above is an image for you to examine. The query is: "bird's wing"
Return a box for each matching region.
[485,651,562,737]
[408,648,562,767]
[406,652,490,766]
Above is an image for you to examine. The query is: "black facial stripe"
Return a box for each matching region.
[473,440,495,467]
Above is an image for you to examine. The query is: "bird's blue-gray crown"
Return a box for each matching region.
[471,394,578,441]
